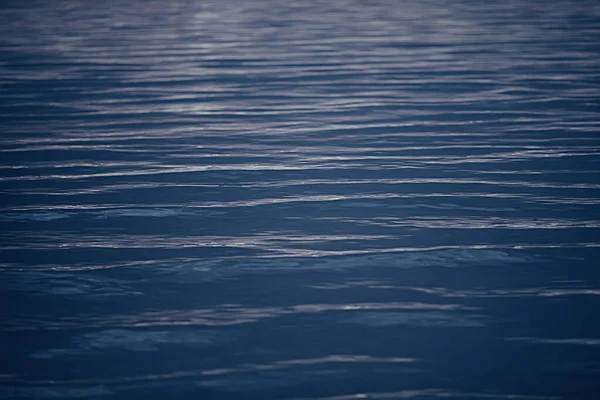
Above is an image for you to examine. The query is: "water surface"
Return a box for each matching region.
[1,1,600,399]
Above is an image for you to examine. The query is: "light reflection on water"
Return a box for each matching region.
[1,0,600,399]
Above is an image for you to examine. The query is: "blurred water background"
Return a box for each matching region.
[1,0,600,399]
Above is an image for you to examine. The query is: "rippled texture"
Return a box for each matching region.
[1,0,600,399]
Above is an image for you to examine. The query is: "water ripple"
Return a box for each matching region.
[1,0,600,398]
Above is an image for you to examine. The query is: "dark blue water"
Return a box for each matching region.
[2,1,600,399]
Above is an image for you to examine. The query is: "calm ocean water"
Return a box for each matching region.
[1,0,600,399]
